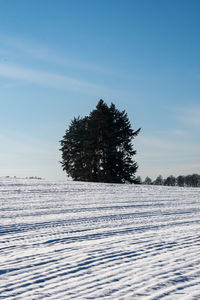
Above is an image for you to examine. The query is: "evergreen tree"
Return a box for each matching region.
[144,176,152,185]
[60,116,91,181]
[177,175,185,187]
[60,100,141,183]
[164,175,176,186]
[153,175,163,185]
[185,175,193,187]
[135,176,142,184]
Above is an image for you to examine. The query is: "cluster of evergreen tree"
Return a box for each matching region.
[60,100,140,183]
[142,174,200,187]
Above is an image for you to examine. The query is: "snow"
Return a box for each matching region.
[0,177,200,299]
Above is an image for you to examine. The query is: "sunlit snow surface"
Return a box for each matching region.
[0,178,200,299]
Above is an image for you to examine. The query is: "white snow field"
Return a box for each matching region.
[0,178,200,299]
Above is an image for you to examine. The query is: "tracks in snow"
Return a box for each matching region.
[0,178,200,299]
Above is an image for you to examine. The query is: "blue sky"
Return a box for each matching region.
[0,0,199,180]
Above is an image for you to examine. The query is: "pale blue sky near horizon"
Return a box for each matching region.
[0,0,199,180]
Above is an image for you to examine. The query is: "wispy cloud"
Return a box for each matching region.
[0,62,116,96]
[153,129,189,139]
[179,107,200,127]
[173,106,200,128]
[0,34,132,97]
[0,34,119,76]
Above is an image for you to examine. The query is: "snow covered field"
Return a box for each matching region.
[0,178,200,299]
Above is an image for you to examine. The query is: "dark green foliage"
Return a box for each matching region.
[60,116,90,181]
[60,100,141,183]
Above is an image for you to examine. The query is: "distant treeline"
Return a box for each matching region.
[136,174,200,187]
